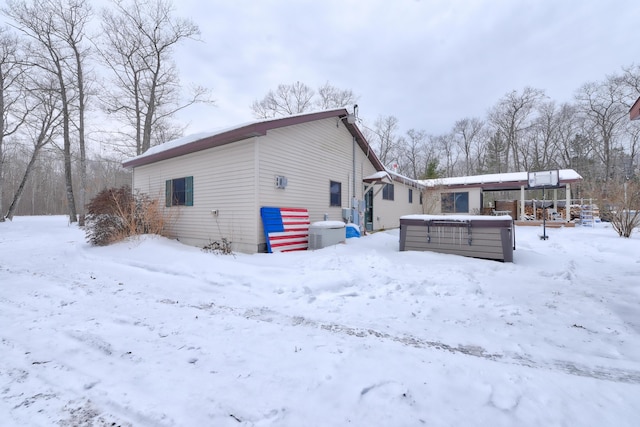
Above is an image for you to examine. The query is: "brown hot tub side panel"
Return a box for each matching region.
[399,218,514,262]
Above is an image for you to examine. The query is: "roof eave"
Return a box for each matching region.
[123,108,354,169]
[423,176,583,191]
[342,120,386,172]
[122,127,265,168]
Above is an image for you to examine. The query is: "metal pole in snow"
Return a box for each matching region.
[541,187,549,240]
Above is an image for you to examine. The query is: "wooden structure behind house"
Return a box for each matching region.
[419,170,582,222]
[123,109,424,253]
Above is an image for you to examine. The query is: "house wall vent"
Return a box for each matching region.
[275,175,288,189]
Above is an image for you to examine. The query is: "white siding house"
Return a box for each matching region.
[123,109,424,253]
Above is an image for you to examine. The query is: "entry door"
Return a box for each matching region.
[364,187,374,231]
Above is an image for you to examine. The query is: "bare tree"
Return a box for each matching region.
[619,63,640,178]
[621,64,640,96]
[98,0,210,156]
[399,128,428,179]
[6,76,62,220]
[528,100,564,171]
[433,133,459,177]
[86,154,132,191]
[3,0,94,223]
[623,121,640,177]
[61,0,92,225]
[0,26,28,222]
[367,115,401,168]
[575,76,628,184]
[251,81,315,119]
[553,103,580,169]
[251,81,358,119]
[452,117,485,175]
[315,81,358,110]
[488,87,546,171]
[483,131,507,174]
[603,178,640,237]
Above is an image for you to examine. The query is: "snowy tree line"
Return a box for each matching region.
[390,74,640,188]
[0,0,210,223]
[1,1,638,221]
[251,73,640,202]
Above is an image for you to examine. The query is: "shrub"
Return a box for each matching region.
[85,186,167,246]
[602,179,640,238]
[202,238,234,255]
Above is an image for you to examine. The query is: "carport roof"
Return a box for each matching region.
[419,169,582,191]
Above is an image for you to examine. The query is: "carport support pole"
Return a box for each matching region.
[565,183,571,222]
[520,185,525,220]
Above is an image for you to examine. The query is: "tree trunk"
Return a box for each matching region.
[5,145,43,220]
[57,65,77,223]
[63,139,77,223]
[73,43,87,226]
[0,83,5,222]
[0,134,4,222]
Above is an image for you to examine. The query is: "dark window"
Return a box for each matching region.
[420,192,423,205]
[441,192,469,213]
[382,183,394,201]
[330,180,342,207]
[166,176,193,207]
[409,188,413,204]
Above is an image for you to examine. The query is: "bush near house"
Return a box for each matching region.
[85,186,167,246]
[602,179,640,238]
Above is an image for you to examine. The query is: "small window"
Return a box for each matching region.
[420,192,423,205]
[382,183,394,201]
[441,191,468,213]
[166,176,193,207]
[330,180,342,207]
[409,188,413,204]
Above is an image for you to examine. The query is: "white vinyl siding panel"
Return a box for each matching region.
[256,118,377,244]
[132,138,259,253]
[372,180,424,230]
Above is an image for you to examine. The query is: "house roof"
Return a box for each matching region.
[630,96,640,121]
[419,169,582,191]
[122,109,385,171]
[363,171,392,184]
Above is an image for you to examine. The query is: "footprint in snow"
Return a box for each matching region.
[488,383,522,411]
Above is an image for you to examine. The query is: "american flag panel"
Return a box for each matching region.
[260,207,310,253]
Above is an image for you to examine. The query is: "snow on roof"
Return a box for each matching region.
[387,169,424,188]
[138,123,252,159]
[419,169,582,188]
[130,108,348,162]
[363,171,391,180]
[401,214,512,221]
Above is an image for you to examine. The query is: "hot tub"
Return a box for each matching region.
[399,215,515,262]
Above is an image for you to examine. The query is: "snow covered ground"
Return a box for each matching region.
[1,216,640,426]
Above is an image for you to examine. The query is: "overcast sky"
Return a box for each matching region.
[169,1,638,136]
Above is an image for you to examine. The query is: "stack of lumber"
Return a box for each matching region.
[523,205,568,220]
